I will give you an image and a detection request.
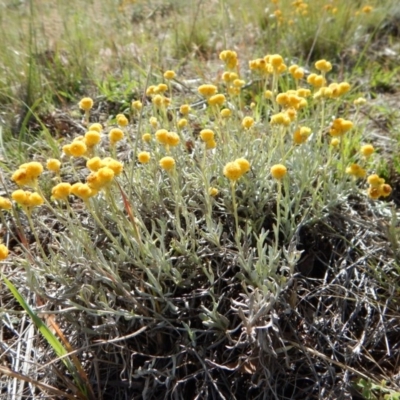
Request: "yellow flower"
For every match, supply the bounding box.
[79,97,94,111]
[12,190,43,207]
[69,141,87,157]
[297,88,311,97]
[47,159,61,173]
[209,187,219,197]
[315,59,332,72]
[235,158,251,174]
[0,196,12,210]
[149,117,158,129]
[71,183,98,200]
[354,97,367,106]
[51,182,71,201]
[330,138,340,147]
[156,83,168,94]
[152,94,164,107]
[219,50,238,70]
[12,189,28,205]
[155,129,169,145]
[307,73,326,87]
[208,94,226,106]
[360,144,374,157]
[159,156,175,171]
[329,118,353,137]
[109,128,124,145]
[117,115,129,127]
[20,162,43,178]
[367,174,385,187]
[198,84,218,97]
[200,129,215,142]
[242,116,254,129]
[0,244,8,260]
[180,104,191,115]
[88,123,103,133]
[362,5,373,13]
[177,118,188,129]
[146,85,157,96]
[367,186,381,200]
[220,108,231,118]
[138,151,151,163]
[87,157,102,171]
[205,139,217,150]
[346,164,366,178]
[164,70,176,80]
[380,184,392,197]
[63,144,73,156]
[293,126,311,144]
[132,100,143,111]
[223,161,243,181]
[270,164,287,180]
[142,133,152,142]
[270,112,291,126]
[102,158,123,175]
[166,132,180,147]
[84,130,101,147]
[269,54,284,69]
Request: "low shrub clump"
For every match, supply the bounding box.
[1,48,399,399]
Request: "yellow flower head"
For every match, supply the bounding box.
[152,94,164,107]
[142,133,152,142]
[177,118,188,129]
[223,161,243,181]
[367,186,381,200]
[329,118,353,137]
[380,184,392,197]
[149,117,158,129]
[63,144,73,156]
[0,196,12,210]
[235,158,251,174]
[87,157,102,172]
[367,174,385,187]
[109,128,124,145]
[84,130,101,147]
[180,104,191,115]
[71,183,98,200]
[102,158,123,175]
[117,115,129,127]
[220,108,232,118]
[242,116,254,130]
[209,187,219,197]
[138,151,151,163]
[293,126,312,144]
[155,83,167,93]
[346,164,366,178]
[0,243,8,260]
[51,182,71,201]
[360,144,374,157]
[200,129,215,142]
[166,132,180,147]
[362,5,373,13]
[354,97,367,106]
[219,50,238,70]
[315,59,332,73]
[155,129,169,145]
[330,138,340,147]
[69,141,87,157]
[88,123,103,133]
[159,156,175,171]
[164,70,176,80]
[79,97,94,111]
[270,112,291,126]
[12,162,43,187]
[132,100,143,111]
[47,159,61,173]
[208,94,226,107]
[205,139,217,150]
[12,190,43,207]
[20,162,43,178]
[198,84,218,97]
[271,164,287,180]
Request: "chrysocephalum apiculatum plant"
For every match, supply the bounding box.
[0,47,396,398]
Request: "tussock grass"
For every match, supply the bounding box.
[1,0,400,399]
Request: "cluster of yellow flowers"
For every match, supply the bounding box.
[200,129,217,149]
[367,174,392,199]
[11,162,43,188]
[223,158,251,181]
[329,118,354,137]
